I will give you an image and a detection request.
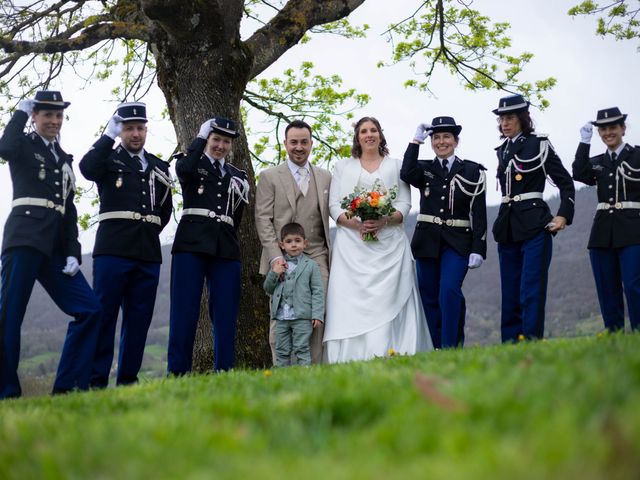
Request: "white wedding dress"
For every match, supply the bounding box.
[323,156,433,363]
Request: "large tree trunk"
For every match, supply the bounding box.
[151,33,271,370]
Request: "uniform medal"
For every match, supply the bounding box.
[424,187,430,198]
[197,184,204,195]
[515,162,523,181]
[38,165,46,181]
[115,176,123,188]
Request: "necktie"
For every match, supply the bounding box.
[441,158,449,176]
[503,140,514,162]
[213,160,223,177]
[132,155,144,172]
[49,142,59,162]
[611,152,618,164]
[298,167,309,195]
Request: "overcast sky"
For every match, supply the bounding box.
[0,0,638,252]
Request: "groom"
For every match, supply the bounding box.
[255,120,332,364]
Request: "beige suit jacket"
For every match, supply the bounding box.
[255,162,332,275]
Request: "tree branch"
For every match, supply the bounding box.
[0,21,152,54]
[245,0,367,80]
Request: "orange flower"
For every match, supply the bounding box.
[370,191,381,200]
[370,197,379,207]
[351,198,362,210]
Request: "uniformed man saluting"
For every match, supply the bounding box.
[401,116,487,349]
[168,117,249,374]
[0,91,102,399]
[492,94,575,343]
[79,102,173,388]
[573,107,640,333]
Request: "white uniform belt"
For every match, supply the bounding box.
[182,208,234,226]
[417,214,470,228]
[98,211,161,225]
[12,197,65,214]
[596,201,640,210]
[501,192,544,203]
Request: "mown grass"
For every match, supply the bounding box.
[1,334,639,479]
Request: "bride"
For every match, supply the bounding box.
[323,116,432,363]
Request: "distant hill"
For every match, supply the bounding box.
[18,186,603,376]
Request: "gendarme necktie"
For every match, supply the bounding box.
[49,142,60,163]
[132,155,144,172]
[213,160,223,177]
[442,158,449,176]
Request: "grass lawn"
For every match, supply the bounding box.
[1,334,639,479]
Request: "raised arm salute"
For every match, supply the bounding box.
[401,116,487,349]
[168,117,249,375]
[79,102,173,388]
[572,107,640,333]
[0,91,101,399]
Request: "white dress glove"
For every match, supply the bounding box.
[17,99,34,115]
[62,256,80,276]
[105,115,123,139]
[413,123,432,144]
[197,119,214,139]
[468,253,483,269]
[580,122,593,144]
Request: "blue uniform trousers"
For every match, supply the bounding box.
[0,247,101,398]
[416,247,468,349]
[498,230,552,342]
[168,252,241,374]
[90,255,160,388]
[589,245,640,332]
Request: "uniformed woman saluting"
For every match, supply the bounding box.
[168,117,249,374]
[401,116,487,349]
[0,91,101,399]
[492,95,575,343]
[573,107,640,333]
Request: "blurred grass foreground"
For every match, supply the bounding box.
[1,334,639,479]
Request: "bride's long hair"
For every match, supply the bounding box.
[351,116,389,159]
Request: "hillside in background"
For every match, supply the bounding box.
[18,186,602,378]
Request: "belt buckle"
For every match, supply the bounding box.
[445,219,453,226]
[47,200,54,208]
[615,202,622,209]
[133,212,142,220]
[208,211,216,218]
[434,216,442,225]
[513,195,521,202]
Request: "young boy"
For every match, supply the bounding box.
[263,223,324,366]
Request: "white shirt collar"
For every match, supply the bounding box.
[204,152,225,169]
[608,143,626,158]
[287,159,309,176]
[37,133,56,148]
[436,154,456,168]
[123,147,144,158]
[509,132,523,143]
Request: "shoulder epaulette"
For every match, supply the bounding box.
[226,163,247,177]
[462,159,486,170]
[533,132,549,139]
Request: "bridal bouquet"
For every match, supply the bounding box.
[340,179,398,241]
